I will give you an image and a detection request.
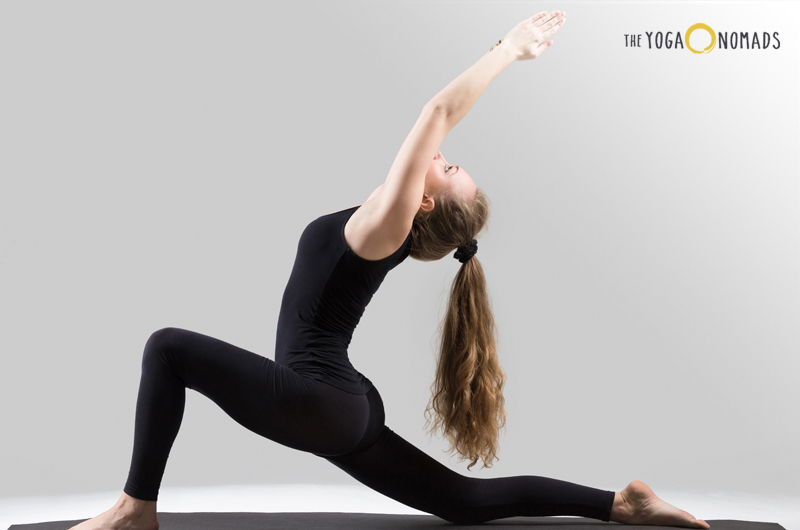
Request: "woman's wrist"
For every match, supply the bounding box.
[490,38,518,61]
[490,38,519,69]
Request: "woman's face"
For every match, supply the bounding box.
[423,150,476,206]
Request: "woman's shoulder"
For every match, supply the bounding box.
[343,187,412,262]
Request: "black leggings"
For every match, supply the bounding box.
[124,327,615,524]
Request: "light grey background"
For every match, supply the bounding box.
[1,0,798,502]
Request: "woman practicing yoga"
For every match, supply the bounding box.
[71,11,710,530]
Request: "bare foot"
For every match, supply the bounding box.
[611,480,710,529]
[67,491,159,530]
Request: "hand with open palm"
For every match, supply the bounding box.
[502,10,567,61]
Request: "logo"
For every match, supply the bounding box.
[625,24,780,53]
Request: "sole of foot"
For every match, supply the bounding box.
[620,480,710,529]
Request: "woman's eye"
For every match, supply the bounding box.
[444,165,452,172]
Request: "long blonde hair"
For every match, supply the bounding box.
[409,187,506,470]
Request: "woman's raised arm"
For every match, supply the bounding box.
[430,10,566,129]
[371,11,566,248]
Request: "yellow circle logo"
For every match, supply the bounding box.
[686,23,716,54]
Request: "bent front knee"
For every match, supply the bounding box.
[142,327,187,365]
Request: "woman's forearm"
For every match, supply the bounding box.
[428,42,516,129]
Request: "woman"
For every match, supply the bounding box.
[70,11,710,530]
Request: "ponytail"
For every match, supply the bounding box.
[425,255,506,469]
[409,187,505,470]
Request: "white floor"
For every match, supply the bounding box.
[1,484,798,530]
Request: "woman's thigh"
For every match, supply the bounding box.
[144,326,370,456]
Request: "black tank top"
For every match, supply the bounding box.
[275,205,412,394]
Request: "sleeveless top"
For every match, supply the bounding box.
[274,204,413,394]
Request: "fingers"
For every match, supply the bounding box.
[531,11,548,23]
[533,10,566,28]
[542,17,565,39]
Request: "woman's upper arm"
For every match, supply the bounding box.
[375,104,451,241]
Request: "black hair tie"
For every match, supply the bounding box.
[454,239,478,264]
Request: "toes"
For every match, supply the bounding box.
[683,512,710,529]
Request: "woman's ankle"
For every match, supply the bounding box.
[610,490,632,523]
[116,491,157,515]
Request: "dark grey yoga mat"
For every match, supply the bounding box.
[7,513,787,530]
